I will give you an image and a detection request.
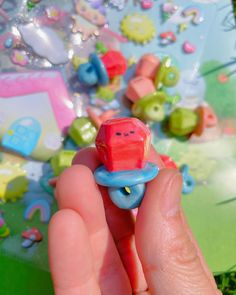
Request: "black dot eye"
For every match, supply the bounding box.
[130,130,135,134]
[116,132,121,136]
[153,106,159,111]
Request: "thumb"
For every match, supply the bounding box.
[135,169,220,295]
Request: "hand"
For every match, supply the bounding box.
[49,147,221,295]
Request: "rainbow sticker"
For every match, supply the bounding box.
[24,199,51,223]
[182,6,204,25]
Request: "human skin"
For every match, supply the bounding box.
[48,147,221,295]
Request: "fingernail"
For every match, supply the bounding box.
[161,172,183,218]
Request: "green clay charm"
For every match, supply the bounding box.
[169,108,198,136]
[155,57,180,89]
[69,117,97,147]
[132,91,167,122]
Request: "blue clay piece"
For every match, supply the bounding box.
[90,53,109,86]
[40,173,54,196]
[77,63,98,86]
[108,183,145,209]
[4,37,13,48]
[77,53,109,87]
[180,164,195,194]
[94,162,159,187]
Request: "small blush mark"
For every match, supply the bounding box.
[217,73,229,84]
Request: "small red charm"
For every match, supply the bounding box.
[195,106,218,136]
[95,117,151,172]
[101,50,127,79]
[160,154,178,169]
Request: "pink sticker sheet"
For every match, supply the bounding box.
[0,71,76,161]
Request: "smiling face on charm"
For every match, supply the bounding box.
[95,118,151,172]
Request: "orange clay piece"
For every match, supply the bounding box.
[194,105,218,136]
[87,107,120,129]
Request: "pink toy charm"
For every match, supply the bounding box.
[183,41,196,54]
[95,117,151,172]
[141,0,153,9]
[135,54,160,80]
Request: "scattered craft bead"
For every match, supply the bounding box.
[183,41,196,54]
[69,117,97,147]
[120,13,156,44]
[180,165,195,194]
[51,150,77,176]
[100,50,127,79]
[169,108,198,137]
[96,86,115,102]
[24,199,51,223]
[94,118,159,209]
[87,107,119,128]
[21,228,43,248]
[126,76,156,103]
[154,57,180,89]
[132,91,167,122]
[40,172,55,196]
[77,51,126,87]
[135,54,160,80]
[194,105,218,136]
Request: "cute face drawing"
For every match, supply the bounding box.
[95,118,151,172]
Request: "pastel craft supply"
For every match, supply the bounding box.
[183,41,196,54]
[126,76,156,102]
[194,105,218,136]
[87,107,119,128]
[77,51,126,87]
[68,117,97,147]
[160,154,178,169]
[180,164,195,194]
[94,118,159,209]
[141,0,153,10]
[169,108,198,137]
[182,6,204,25]
[21,228,43,248]
[0,71,75,161]
[154,57,180,89]
[77,53,109,86]
[24,199,51,223]
[50,150,76,176]
[40,172,55,196]
[135,54,160,80]
[132,91,167,122]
